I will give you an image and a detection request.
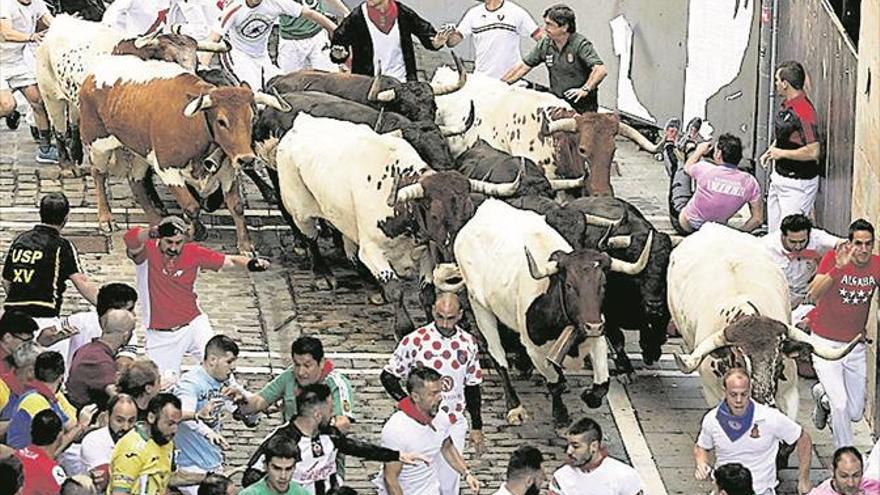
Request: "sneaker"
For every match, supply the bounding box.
[811,383,829,430]
[4,110,20,130]
[35,145,59,164]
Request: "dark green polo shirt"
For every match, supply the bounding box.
[523,32,604,112]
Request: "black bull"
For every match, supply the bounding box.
[252,90,468,170]
[472,194,672,373]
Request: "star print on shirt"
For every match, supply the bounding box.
[839,287,871,305]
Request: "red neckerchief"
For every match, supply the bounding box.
[367,0,398,35]
[0,371,26,395]
[27,381,59,404]
[320,360,334,379]
[397,397,434,427]
[785,248,820,261]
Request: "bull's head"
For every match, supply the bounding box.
[674,316,863,406]
[541,111,620,197]
[183,85,291,170]
[367,53,466,122]
[524,231,653,336]
[385,170,520,263]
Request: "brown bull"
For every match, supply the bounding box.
[79,55,286,253]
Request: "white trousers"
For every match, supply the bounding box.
[811,334,866,448]
[766,172,819,233]
[221,48,280,90]
[277,31,337,73]
[145,312,214,380]
[432,414,468,495]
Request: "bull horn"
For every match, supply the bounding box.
[367,62,397,102]
[469,170,521,197]
[524,247,559,280]
[669,235,685,247]
[133,31,161,49]
[605,235,632,249]
[386,173,402,207]
[609,231,653,275]
[382,129,404,139]
[786,325,865,361]
[183,94,213,116]
[540,109,577,136]
[393,182,425,204]
[584,213,622,228]
[673,327,730,373]
[254,88,293,112]
[548,175,585,191]
[430,52,467,96]
[433,263,465,292]
[618,121,661,152]
[196,38,231,53]
[374,107,386,131]
[438,100,475,137]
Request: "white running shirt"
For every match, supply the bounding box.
[376,410,446,495]
[218,0,303,57]
[0,0,48,64]
[363,3,405,81]
[102,0,169,35]
[761,228,841,307]
[455,0,538,79]
[550,457,644,495]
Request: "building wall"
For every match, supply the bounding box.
[850,0,879,433]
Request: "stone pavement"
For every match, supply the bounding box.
[1,114,876,494]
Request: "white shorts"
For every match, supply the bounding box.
[277,31,337,73]
[220,48,280,90]
[432,414,468,495]
[1,57,37,91]
[145,312,215,379]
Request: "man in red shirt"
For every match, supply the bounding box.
[760,61,822,233]
[124,216,269,378]
[16,409,67,495]
[806,218,879,448]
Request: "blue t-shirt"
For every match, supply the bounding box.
[172,367,236,470]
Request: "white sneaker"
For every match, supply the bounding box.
[811,383,829,430]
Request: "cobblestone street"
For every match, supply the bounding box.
[0,117,875,494]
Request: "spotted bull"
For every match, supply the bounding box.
[434,199,652,427]
[668,223,861,419]
[431,67,622,197]
[273,114,519,337]
[78,55,289,253]
[35,15,229,164]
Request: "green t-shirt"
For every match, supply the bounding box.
[240,478,310,495]
[257,367,356,423]
[522,32,604,112]
[279,0,325,40]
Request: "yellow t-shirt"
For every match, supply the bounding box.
[0,378,10,412]
[108,424,175,495]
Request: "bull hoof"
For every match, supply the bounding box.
[314,275,336,291]
[506,406,529,425]
[642,346,663,366]
[581,382,610,409]
[552,403,571,429]
[394,318,415,340]
[613,352,635,376]
[368,291,385,305]
[191,220,208,241]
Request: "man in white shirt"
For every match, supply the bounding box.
[549,417,644,495]
[0,0,58,164]
[102,0,169,35]
[380,293,484,495]
[445,0,542,79]
[694,368,813,495]
[80,394,139,493]
[209,0,336,90]
[761,213,843,322]
[376,367,480,495]
[494,445,545,495]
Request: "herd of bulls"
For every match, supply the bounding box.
[32,15,862,430]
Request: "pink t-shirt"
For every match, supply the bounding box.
[808,478,880,494]
[682,161,761,230]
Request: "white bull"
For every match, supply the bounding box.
[668,223,861,418]
[445,199,651,427]
[274,114,519,337]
